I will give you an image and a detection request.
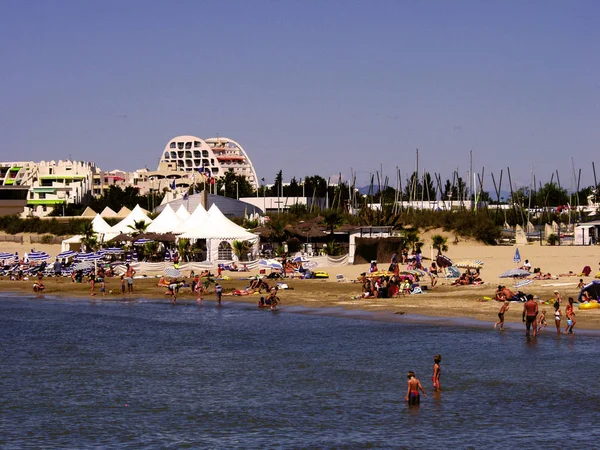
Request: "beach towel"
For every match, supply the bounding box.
[581,266,592,276]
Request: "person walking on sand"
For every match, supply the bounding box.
[406,371,427,406]
[522,294,538,337]
[553,301,561,334]
[564,297,576,334]
[432,355,442,391]
[494,301,510,330]
[125,264,136,294]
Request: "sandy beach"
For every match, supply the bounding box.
[2,230,600,329]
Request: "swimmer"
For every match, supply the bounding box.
[432,355,442,391]
[494,301,509,330]
[406,371,427,406]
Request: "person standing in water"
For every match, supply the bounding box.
[553,301,561,334]
[564,297,576,334]
[522,294,538,337]
[406,371,427,406]
[215,283,223,306]
[494,301,510,330]
[432,355,442,391]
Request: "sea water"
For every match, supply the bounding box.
[1,295,599,448]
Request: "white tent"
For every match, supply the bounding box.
[91,214,113,234]
[81,206,97,218]
[61,235,82,252]
[146,204,181,233]
[175,204,191,222]
[173,203,208,235]
[100,206,118,218]
[180,204,258,261]
[110,204,153,234]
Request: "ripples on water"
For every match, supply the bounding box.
[1,296,599,448]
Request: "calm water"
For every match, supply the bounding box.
[1,295,600,449]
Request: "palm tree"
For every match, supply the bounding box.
[267,216,290,246]
[232,240,253,261]
[177,238,190,262]
[127,219,149,236]
[403,229,423,253]
[431,234,449,256]
[323,210,344,234]
[80,222,97,252]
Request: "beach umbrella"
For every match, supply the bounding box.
[292,254,309,263]
[454,260,484,269]
[436,255,453,268]
[0,252,17,260]
[515,279,533,289]
[73,261,94,271]
[28,251,50,261]
[76,251,105,261]
[134,238,153,246]
[499,268,531,278]
[164,267,183,278]
[401,269,427,277]
[104,247,124,255]
[578,280,600,302]
[57,250,78,259]
[513,247,521,264]
[258,259,283,270]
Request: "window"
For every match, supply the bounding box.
[38,193,46,199]
[164,152,169,159]
[193,151,201,158]
[30,192,34,199]
[194,141,201,147]
[42,205,47,212]
[178,151,184,158]
[185,151,192,158]
[218,241,232,260]
[170,142,176,149]
[212,167,219,173]
[202,150,209,157]
[177,142,184,149]
[210,159,214,165]
[185,142,192,149]
[170,152,177,159]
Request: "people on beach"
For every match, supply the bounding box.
[428,262,438,288]
[494,301,510,330]
[266,287,280,310]
[577,279,585,289]
[168,278,179,304]
[406,371,427,406]
[554,301,561,334]
[194,280,206,303]
[564,297,576,334]
[432,355,442,391]
[97,267,106,296]
[120,275,126,295]
[554,290,563,304]
[89,271,96,296]
[522,294,538,337]
[125,264,136,294]
[537,310,547,332]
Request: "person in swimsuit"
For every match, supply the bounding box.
[89,272,96,296]
[553,301,561,334]
[125,264,136,294]
[494,301,510,330]
[537,310,547,332]
[564,297,576,334]
[406,371,427,406]
[522,294,538,337]
[432,355,442,391]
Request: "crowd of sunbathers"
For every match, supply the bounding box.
[451,269,483,286]
[356,272,422,298]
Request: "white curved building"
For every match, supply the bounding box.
[158,135,258,189]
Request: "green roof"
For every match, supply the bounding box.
[27,199,66,205]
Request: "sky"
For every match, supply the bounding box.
[1,0,599,192]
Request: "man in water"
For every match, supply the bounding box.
[405,371,427,406]
[522,294,539,337]
[215,283,222,306]
[125,264,136,294]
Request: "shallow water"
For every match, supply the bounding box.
[1,296,599,448]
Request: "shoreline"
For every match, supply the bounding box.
[2,275,599,331]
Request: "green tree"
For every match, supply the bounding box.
[231,240,253,261]
[80,222,97,251]
[127,219,149,236]
[323,210,344,234]
[534,182,569,207]
[431,234,448,255]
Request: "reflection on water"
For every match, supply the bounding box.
[1,296,598,448]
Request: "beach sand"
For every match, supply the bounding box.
[1,230,599,329]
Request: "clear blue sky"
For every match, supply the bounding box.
[1,0,599,192]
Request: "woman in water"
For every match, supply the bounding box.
[405,371,427,406]
[432,355,442,391]
[564,297,576,334]
[553,301,561,334]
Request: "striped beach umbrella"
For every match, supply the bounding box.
[104,247,124,255]
[513,247,521,264]
[28,251,50,261]
[57,250,78,259]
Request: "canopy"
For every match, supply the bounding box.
[578,280,600,302]
[28,251,50,261]
[91,214,113,234]
[100,206,118,218]
[175,204,191,221]
[173,203,208,235]
[146,204,181,233]
[110,204,153,234]
[180,204,257,241]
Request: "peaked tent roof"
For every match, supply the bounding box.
[146,204,181,233]
[81,206,97,218]
[173,203,208,234]
[116,206,131,218]
[175,204,191,221]
[110,204,153,234]
[91,214,114,234]
[100,206,118,218]
[180,204,257,240]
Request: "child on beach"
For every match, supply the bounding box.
[432,355,442,391]
[553,301,561,334]
[120,275,126,295]
[406,371,427,406]
[537,310,547,332]
[564,297,576,334]
[577,279,585,289]
[494,301,509,330]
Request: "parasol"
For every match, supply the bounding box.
[258,259,283,270]
[454,260,484,269]
[513,247,521,264]
[164,267,183,278]
[499,268,530,278]
[436,255,454,268]
[28,251,50,261]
